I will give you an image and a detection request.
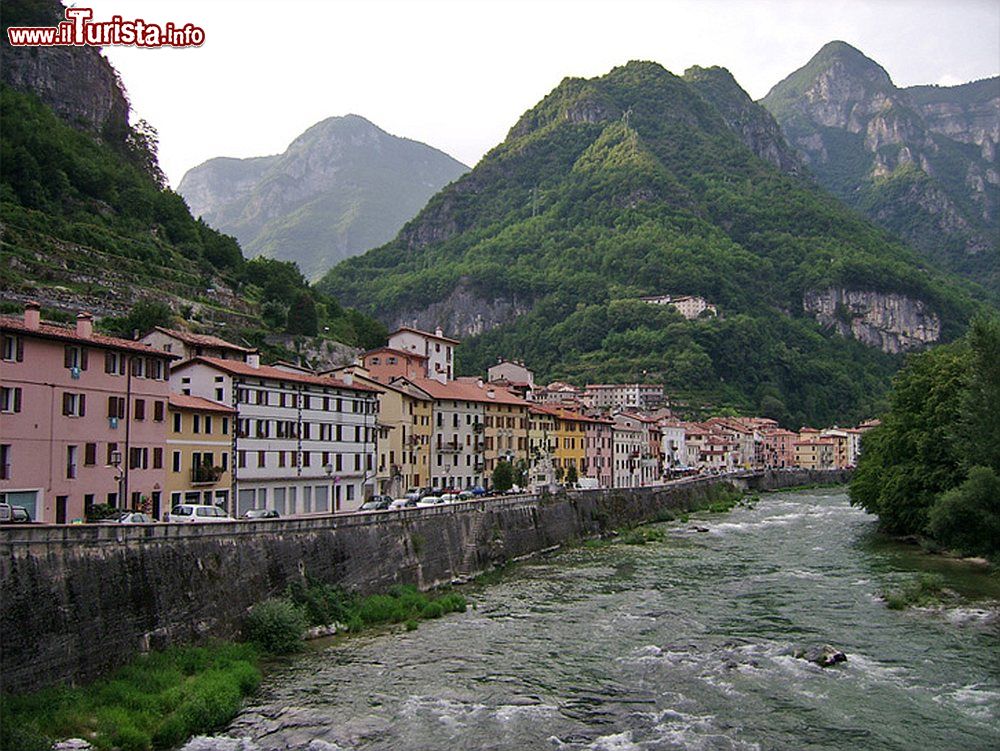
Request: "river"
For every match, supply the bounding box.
[184,488,999,750]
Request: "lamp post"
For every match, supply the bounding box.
[109,450,124,510]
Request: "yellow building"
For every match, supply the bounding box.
[481,390,529,476]
[332,367,433,497]
[165,394,235,512]
[549,407,587,481]
[794,439,835,470]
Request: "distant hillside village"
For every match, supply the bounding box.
[0,303,873,523]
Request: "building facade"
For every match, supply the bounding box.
[172,356,379,516]
[165,394,235,510]
[141,327,252,362]
[387,327,458,384]
[1,304,174,522]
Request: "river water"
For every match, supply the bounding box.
[185,488,999,751]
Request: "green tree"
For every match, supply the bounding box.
[927,467,1000,558]
[492,461,514,493]
[286,291,318,335]
[565,465,579,486]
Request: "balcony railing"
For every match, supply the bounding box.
[191,465,224,485]
[438,441,462,453]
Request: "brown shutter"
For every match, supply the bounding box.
[135,399,145,421]
[13,388,22,413]
[79,394,86,416]
[154,400,164,422]
[62,393,71,415]
[15,337,24,362]
[105,351,115,373]
[80,348,88,371]
[107,396,116,418]
[85,443,97,466]
[119,398,126,419]
[153,448,163,469]
[64,346,73,368]
[119,356,126,375]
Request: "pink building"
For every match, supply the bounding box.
[0,303,174,522]
[583,416,614,488]
[761,428,798,468]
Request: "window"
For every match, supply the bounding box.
[238,450,246,469]
[221,453,229,471]
[192,414,200,433]
[278,451,286,468]
[0,444,10,480]
[205,416,213,435]
[104,351,125,375]
[134,399,146,421]
[106,442,119,466]
[302,451,310,467]
[0,386,21,413]
[172,412,182,432]
[221,417,229,435]
[131,357,145,378]
[172,451,181,472]
[215,388,224,402]
[153,401,165,422]
[62,392,86,417]
[257,451,265,468]
[84,443,97,466]
[2,334,23,362]
[64,345,87,371]
[129,447,149,470]
[66,445,78,479]
[153,448,163,469]
[107,396,125,420]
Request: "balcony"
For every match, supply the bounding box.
[191,465,224,485]
[438,441,462,453]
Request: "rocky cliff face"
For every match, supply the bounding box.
[1,0,130,143]
[390,281,531,339]
[178,115,468,279]
[802,288,941,354]
[761,42,998,290]
[684,66,805,175]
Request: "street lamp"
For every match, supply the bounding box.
[108,450,124,509]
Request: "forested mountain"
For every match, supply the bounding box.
[178,116,468,280]
[319,60,983,426]
[761,41,999,294]
[0,0,385,357]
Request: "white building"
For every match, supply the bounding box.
[612,417,644,488]
[640,294,717,320]
[141,327,252,362]
[584,383,665,412]
[396,377,486,490]
[660,421,687,471]
[171,355,379,515]
[388,326,459,384]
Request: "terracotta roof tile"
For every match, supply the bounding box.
[168,393,236,413]
[1,317,177,357]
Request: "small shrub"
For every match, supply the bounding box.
[151,714,187,748]
[111,723,151,751]
[422,601,445,619]
[882,573,947,610]
[244,598,306,654]
[405,619,419,631]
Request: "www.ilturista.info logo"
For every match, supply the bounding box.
[7,7,204,48]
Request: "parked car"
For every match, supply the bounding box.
[6,506,32,523]
[417,495,445,507]
[166,504,235,523]
[439,493,460,503]
[389,498,417,510]
[359,497,392,512]
[96,512,155,524]
[243,508,280,520]
[457,490,475,500]
[470,486,487,496]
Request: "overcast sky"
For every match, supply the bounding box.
[84,0,1000,187]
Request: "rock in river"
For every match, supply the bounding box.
[794,644,848,667]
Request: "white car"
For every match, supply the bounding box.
[439,493,460,503]
[417,495,445,507]
[389,498,417,510]
[166,504,235,523]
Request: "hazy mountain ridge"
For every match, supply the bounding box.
[178,116,469,279]
[761,41,999,293]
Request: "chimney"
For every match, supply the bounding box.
[342,372,354,386]
[247,351,260,368]
[76,312,93,338]
[23,301,41,330]
[435,326,444,338]
[477,378,484,388]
